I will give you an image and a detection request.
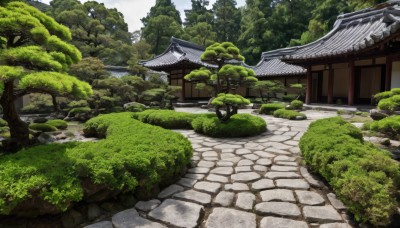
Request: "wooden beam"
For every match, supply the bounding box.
[386,56,393,90]
[348,61,355,106]
[328,65,334,104]
[305,66,312,104]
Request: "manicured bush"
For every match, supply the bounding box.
[374,88,400,102]
[46,119,68,130]
[0,119,7,127]
[370,115,400,138]
[69,107,91,115]
[29,123,58,132]
[0,113,192,216]
[260,103,285,115]
[282,94,298,102]
[290,100,303,110]
[124,102,147,112]
[132,110,198,129]
[376,88,400,112]
[192,114,266,137]
[300,117,400,226]
[273,109,307,120]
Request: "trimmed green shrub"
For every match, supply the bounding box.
[69,107,91,115]
[282,94,298,102]
[29,123,58,132]
[370,115,400,138]
[300,117,400,226]
[290,100,303,110]
[374,88,400,102]
[0,113,192,216]
[124,102,147,112]
[260,103,285,115]
[132,110,198,129]
[46,119,68,130]
[273,109,307,120]
[192,114,266,137]
[0,119,7,127]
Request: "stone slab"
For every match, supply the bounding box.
[135,199,161,212]
[213,191,235,207]
[251,179,275,191]
[194,181,222,194]
[255,202,301,218]
[210,167,234,176]
[231,172,261,182]
[303,205,343,223]
[173,190,212,205]
[205,208,256,228]
[112,209,166,228]
[276,179,310,189]
[265,172,301,179]
[259,189,295,202]
[295,190,325,206]
[260,217,308,228]
[158,184,184,199]
[224,183,250,191]
[235,192,255,210]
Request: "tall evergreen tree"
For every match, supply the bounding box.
[212,0,241,43]
[184,0,214,27]
[141,0,182,27]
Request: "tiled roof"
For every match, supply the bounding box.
[250,48,306,77]
[141,37,215,69]
[283,0,400,62]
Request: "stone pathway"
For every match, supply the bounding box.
[86,110,353,228]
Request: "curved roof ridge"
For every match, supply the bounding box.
[170,37,206,51]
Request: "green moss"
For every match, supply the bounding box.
[69,107,91,115]
[192,114,266,137]
[29,123,58,132]
[260,103,285,115]
[290,100,303,110]
[132,110,198,129]
[299,117,400,226]
[46,119,68,130]
[0,119,8,127]
[273,109,306,120]
[0,113,192,215]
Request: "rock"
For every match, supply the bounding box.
[173,190,212,205]
[259,189,295,202]
[203,151,218,157]
[197,161,216,168]
[206,174,229,183]
[303,205,343,223]
[295,190,325,205]
[295,115,306,120]
[266,135,292,142]
[205,208,256,228]
[188,167,210,174]
[271,165,297,172]
[235,166,252,173]
[194,181,222,194]
[33,117,48,123]
[224,183,250,191]
[256,158,272,166]
[260,217,308,228]
[88,203,103,221]
[300,167,321,188]
[236,148,252,155]
[135,199,161,212]
[369,109,389,120]
[185,173,205,180]
[158,184,184,199]
[217,161,234,167]
[237,159,254,166]
[251,179,275,191]
[243,154,259,161]
[276,179,310,189]
[84,221,113,228]
[112,208,166,228]
[265,171,301,179]
[210,167,234,176]
[213,191,235,207]
[178,178,197,187]
[148,199,204,228]
[236,192,255,210]
[214,144,242,149]
[253,165,268,172]
[380,138,391,146]
[38,132,56,144]
[255,202,301,218]
[320,223,352,228]
[62,209,84,228]
[327,193,346,210]
[231,172,261,182]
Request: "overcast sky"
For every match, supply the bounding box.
[40,0,246,32]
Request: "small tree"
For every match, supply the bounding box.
[185,42,257,122]
[290,83,306,100]
[253,80,285,103]
[0,2,92,150]
[69,57,111,84]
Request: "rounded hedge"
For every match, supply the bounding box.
[46,119,68,130]
[260,103,285,115]
[132,110,198,129]
[0,113,192,216]
[290,100,304,110]
[273,109,307,120]
[29,123,58,132]
[300,117,400,226]
[69,107,91,115]
[0,119,7,127]
[370,115,400,138]
[192,114,267,137]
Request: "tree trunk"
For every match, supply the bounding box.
[0,81,30,152]
[51,94,60,113]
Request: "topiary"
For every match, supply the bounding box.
[211,93,251,122]
[192,114,266,137]
[273,109,307,120]
[370,115,400,138]
[69,107,91,115]
[260,103,285,115]
[132,110,198,129]
[124,102,147,112]
[290,100,304,110]
[46,119,68,130]
[29,123,58,132]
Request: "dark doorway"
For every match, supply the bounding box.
[355,65,385,104]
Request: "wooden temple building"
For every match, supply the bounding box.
[282,0,400,105]
[142,1,400,105]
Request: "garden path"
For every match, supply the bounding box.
[86,110,354,228]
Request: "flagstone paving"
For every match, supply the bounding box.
[86,110,354,228]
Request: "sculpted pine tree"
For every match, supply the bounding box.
[0,2,92,150]
[185,42,257,122]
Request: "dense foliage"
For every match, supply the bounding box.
[0,113,192,216]
[273,109,307,120]
[132,110,198,129]
[192,113,266,137]
[369,115,400,138]
[300,117,400,226]
[259,103,285,115]
[374,88,400,112]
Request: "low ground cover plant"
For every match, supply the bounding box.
[290,100,303,110]
[368,115,400,138]
[192,113,266,137]
[300,117,400,226]
[29,123,58,132]
[132,110,198,129]
[46,120,68,130]
[259,103,285,115]
[0,113,192,216]
[273,109,306,120]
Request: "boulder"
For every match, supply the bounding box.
[38,132,56,144]
[33,117,48,123]
[369,109,389,120]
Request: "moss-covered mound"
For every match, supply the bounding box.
[29,123,58,132]
[300,117,400,226]
[46,119,68,130]
[259,103,285,115]
[132,110,199,129]
[0,113,192,216]
[192,114,266,137]
[369,115,400,138]
[273,109,307,120]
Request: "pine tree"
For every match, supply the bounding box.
[141,0,182,27]
[184,0,214,27]
[212,0,241,43]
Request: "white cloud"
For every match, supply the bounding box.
[39,0,246,32]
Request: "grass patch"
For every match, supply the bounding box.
[260,103,285,115]
[273,109,306,120]
[132,110,198,129]
[46,119,68,130]
[29,123,58,132]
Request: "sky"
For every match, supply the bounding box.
[40,0,246,32]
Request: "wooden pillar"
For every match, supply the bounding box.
[328,65,334,104]
[348,61,355,106]
[181,69,186,102]
[305,66,312,104]
[386,56,392,91]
